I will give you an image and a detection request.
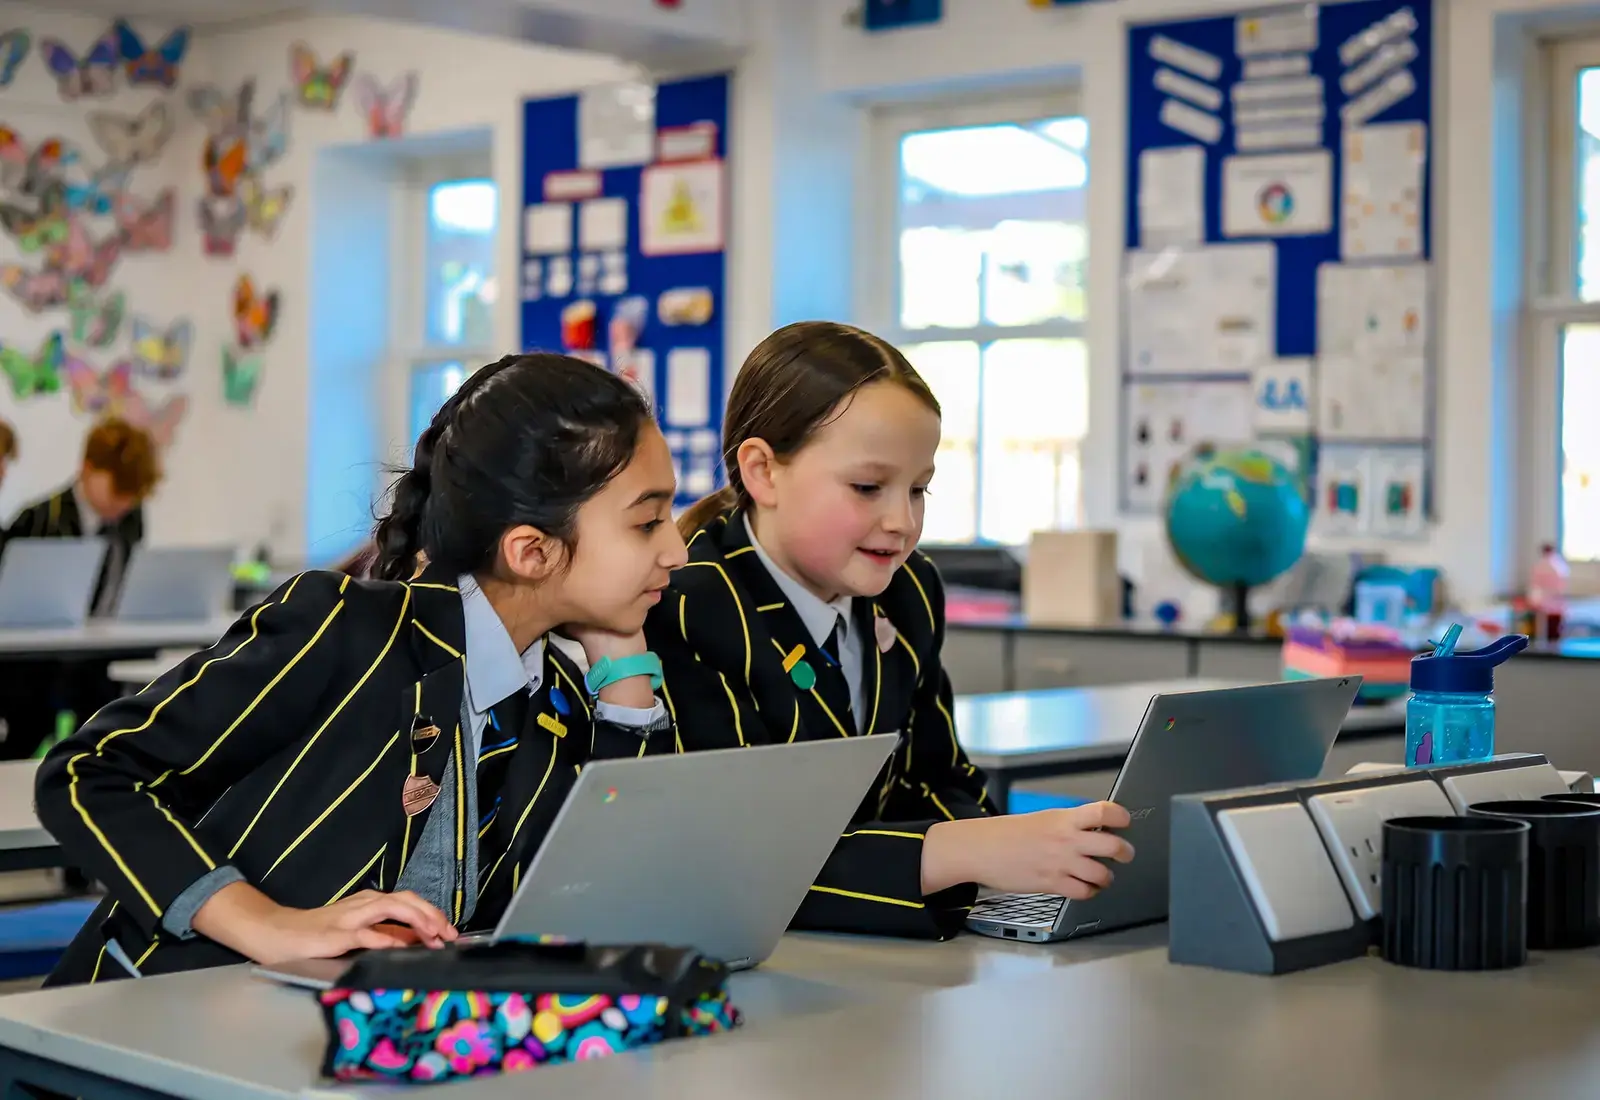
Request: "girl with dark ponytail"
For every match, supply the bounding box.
[35,353,688,986]
[647,322,1134,943]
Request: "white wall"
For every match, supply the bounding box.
[0,8,191,532]
[791,0,1569,607]
[166,14,641,563]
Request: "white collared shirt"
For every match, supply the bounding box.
[743,517,863,730]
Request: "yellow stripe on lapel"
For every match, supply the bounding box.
[681,561,751,682]
[807,885,924,910]
[409,583,461,593]
[413,620,462,660]
[261,729,403,879]
[452,721,466,923]
[479,739,560,897]
[768,639,849,737]
[230,587,413,857]
[893,627,921,682]
[726,546,754,558]
[902,561,937,632]
[867,613,883,734]
[329,843,388,904]
[788,699,798,743]
[756,602,784,613]
[153,597,345,785]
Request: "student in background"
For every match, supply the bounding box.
[35,354,686,985]
[649,321,1135,941]
[5,417,161,615]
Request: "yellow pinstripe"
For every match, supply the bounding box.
[678,593,688,640]
[263,729,402,879]
[409,583,461,592]
[329,843,388,904]
[841,828,924,840]
[894,627,920,682]
[401,683,421,873]
[281,572,305,603]
[90,944,107,983]
[480,739,560,897]
[726,546,754,558]
[788,699,799,743]
[452,722,466,922]
[661,680,685,754]
[937,695,959,767]
[553,662,592,720]
[867,629,882,734]
[902,562,936,632]
[770,639,848,737]
[756,602,784,612]
[152,598,345,786]
[64,597,292,916]
[927,789,956,821]
[134,941,159,968]
[46,494,59,532]
[808,885,924,910]
[143,791,215,869]
[230,589,413,857]
[413,620,461,659]
[717,672,745,747]
[682,561,750,682]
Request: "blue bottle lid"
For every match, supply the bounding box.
[1410,634,1529,694]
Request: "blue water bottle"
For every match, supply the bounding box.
[1405,630,1528,766]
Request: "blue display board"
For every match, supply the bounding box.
[863,0,943,31]
[520,74,729,508]
[1122,0,1436,533]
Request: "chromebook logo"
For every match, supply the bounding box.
[1257,182,1294,224]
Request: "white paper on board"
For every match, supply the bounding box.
[521,259,543,302]
[1341,69,1416,127]
[599,270,628,296]
[1251,358,1314,432]
[1221,150,1333,238]
[579,197,629,252]
[1122,379,1254,512]
[1234,102,1325,127]
[685,463,715,496]
[666,347,712,427]
[1342,121,1425,260]
[640,161,725,256]
[616,348,655,405]
[1159,98,1222,145]
[1366,446,1428,537]
[689,429,718,455]
[1316,353,1426,441]
[1236,125,1324,152]
[1125,244,1275,376]
[579,254,601,279]
[1243,55,1311,81]
[1137,146,1205,248]
[1339,7,1418,68]
[1231,76,1323,107]
[523,203,572,256]
[1341,37,1418,97]
[1154,67,1223,112]
[546,255,573,298]
[1148,34,1223,82]
[1236,6,1318,57]
[1317,262,1429,359]
[1315,445,1370,536]
[579,82,656,170]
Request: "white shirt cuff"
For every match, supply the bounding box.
[593,698,668,729]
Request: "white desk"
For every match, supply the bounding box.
[0,760,52,869]
[0,618,233,659]
[107,651,197,689]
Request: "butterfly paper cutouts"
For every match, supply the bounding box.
[234,275,280,348]
[115,188,175,253]
[131,316,192,380]
[191,81,255,197]
[126,391,188,448]
[290,42,354,111]
[47,216,121,289]
[199,195,245,258]
[355,72,419,139]
[0,129,77,199]
[39,31,116,100]
[63,161,131,217]
[0,264,69,312]
[88,101,174,169]
[240,174,292,239]
[115,20,189,89]
[0,332,64,399]
[0,30,30,87]
[248,91,290,172]
[67,283,125,348]
[0,179,69,253]
[62,352,132,417]
[222,346,262,407]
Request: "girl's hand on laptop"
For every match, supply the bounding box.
[921,802,1136,898]
[193,881,458,964]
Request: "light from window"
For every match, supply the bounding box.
[1579,69,1600,300]
[426,179,497,346]
[896,115,1088,545]
[409,361,466,448]
[1561,324,1600,561]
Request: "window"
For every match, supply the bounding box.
[867,98,1088,545]
[1541,40,1600,578]
[404,176,496,445]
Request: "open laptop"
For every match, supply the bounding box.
[255,733,900,990]
[966,677,1361,943]
[111,546,234,622]
[0,538,107,628]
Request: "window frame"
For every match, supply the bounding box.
[1533,35,1600,588]
[861,89,1089,547]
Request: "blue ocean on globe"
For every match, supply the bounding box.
[1164,450,1309,589]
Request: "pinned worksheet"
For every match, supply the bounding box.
[1342,121,1426,259]
[1221,151,1333,237]
[666,347,712,427]
[1138,145,1205,247]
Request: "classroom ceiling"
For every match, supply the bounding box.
[17,0,314,28]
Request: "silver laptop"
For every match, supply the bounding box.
[0,538,107,627]
[255,734,900,990]
[112,546,234,622]
[967,677,1360,943]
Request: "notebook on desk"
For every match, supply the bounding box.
[0,538,107,628]
[255,734,901,991]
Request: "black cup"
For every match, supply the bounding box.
[1467,800,1600,949]
[1381,816,1529,971]
[1541,792,1600,809]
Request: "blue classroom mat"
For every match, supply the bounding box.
[0,897,98,981]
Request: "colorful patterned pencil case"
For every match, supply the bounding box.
[317,941,741,1083]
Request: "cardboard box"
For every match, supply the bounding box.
[1023,529,1121,626]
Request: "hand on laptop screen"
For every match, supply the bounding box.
[922,801,1136,898]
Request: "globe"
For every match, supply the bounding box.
[1164,448,1309,632]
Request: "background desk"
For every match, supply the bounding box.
[955,681,1406,811]
[0,619,232,661]
[0,761,55,872]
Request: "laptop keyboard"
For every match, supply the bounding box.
[970,892,1067,927]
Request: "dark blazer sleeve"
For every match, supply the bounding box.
[649,577,978,941]
[34,571,349,939]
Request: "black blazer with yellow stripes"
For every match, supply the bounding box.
[35,564,654,986]
[4,484,144,545]
[645,509,993,941]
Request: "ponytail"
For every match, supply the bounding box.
[676,486,737,539]
[372,425,438,581]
